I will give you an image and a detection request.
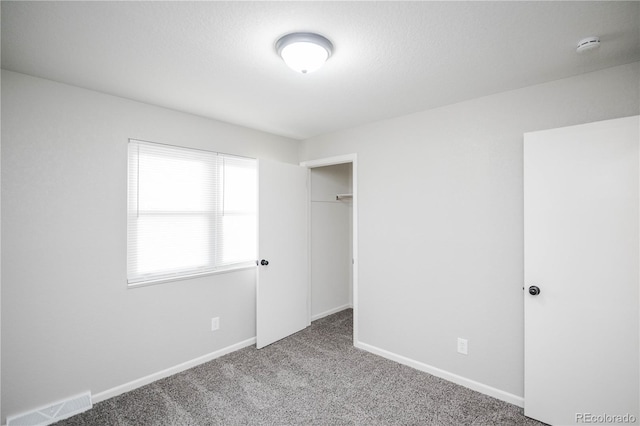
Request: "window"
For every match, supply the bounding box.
[127,139,257,285]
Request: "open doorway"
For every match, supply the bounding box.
[301,155,358,343]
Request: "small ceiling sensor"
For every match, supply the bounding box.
[576,37,600,53]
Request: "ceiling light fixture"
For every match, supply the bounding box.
[576,36,600,53]
[276,32,333,74]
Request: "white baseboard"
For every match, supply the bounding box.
[355,341,524,408]
[311,304,352,322]
[92,337,256,404]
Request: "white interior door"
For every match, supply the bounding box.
[524,116,639,425]
[257,159,309,349]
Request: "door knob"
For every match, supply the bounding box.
[260,259,269,266]
[528,285,540,296]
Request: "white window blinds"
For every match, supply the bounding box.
[127,139,257,285]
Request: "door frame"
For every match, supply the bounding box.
[300,154,359,344]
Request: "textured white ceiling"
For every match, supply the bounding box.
[2,1,639,140]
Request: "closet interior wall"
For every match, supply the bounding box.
[310,163,353,320]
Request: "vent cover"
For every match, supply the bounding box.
[7,392,92,426]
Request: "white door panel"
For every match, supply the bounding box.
[524,116,639,425]
[257,159,309,349]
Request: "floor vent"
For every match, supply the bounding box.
[7,392,92,426]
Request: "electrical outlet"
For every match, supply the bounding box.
[457,338,468,355]
[211,317,220,331]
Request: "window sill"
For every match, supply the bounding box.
[127,264,256,289]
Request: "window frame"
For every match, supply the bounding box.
[127,139,257,287]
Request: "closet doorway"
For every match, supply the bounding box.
[301,155,358,343]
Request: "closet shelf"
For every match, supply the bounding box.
[336,193,353,201]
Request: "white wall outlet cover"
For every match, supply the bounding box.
[457,338,468,355]
[211,317,220,331]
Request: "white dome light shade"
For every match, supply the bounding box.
[280,42,329,74]
[276,33,333,74]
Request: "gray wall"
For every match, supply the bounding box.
[299,62,640,399]
[1,71,299,421]
[3,61,639,421]
[310,164,353,319]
